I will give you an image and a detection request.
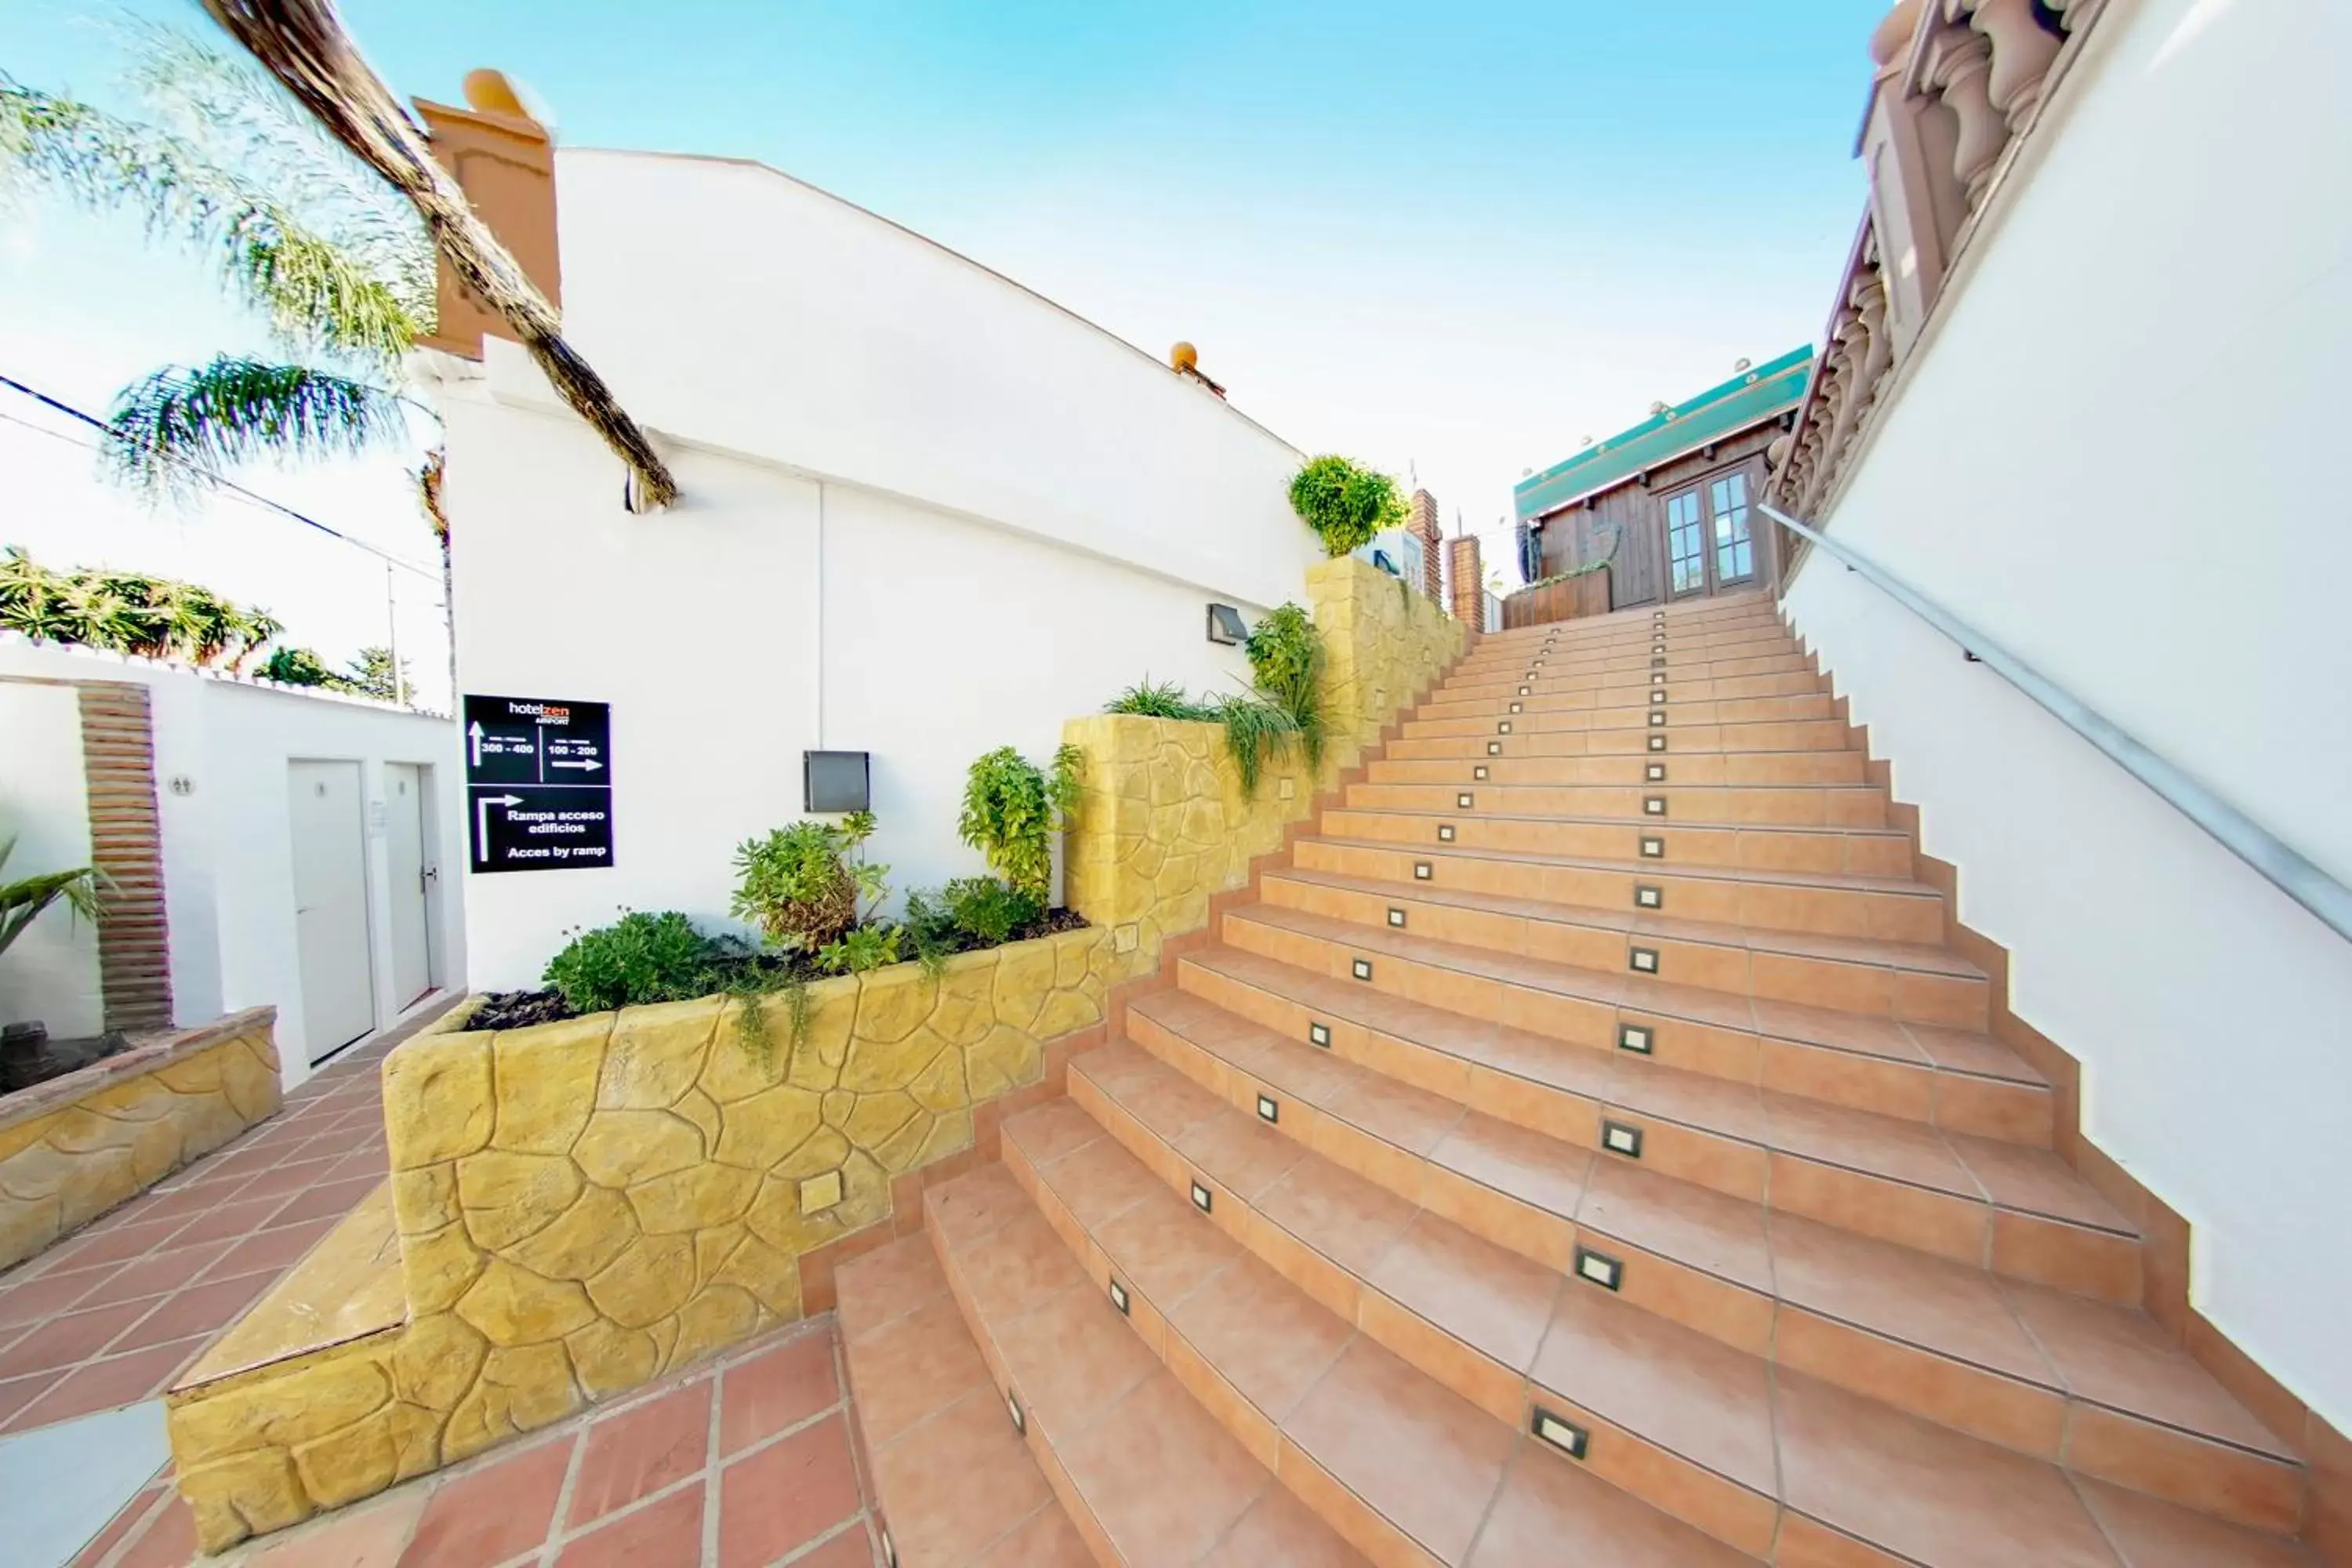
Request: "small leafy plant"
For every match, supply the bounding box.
[540,909,717,1014]
[730,810,887,953]
[1245,602,1326,770]
[1105,678,1218,721]
[818,923,903,975]
[959,746,1083,901]
[1287,455,1408,558]
[944,877,1046,944]
[0,837,109,960]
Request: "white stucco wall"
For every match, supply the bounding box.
[0,682,103,1038]
[439,149,1329,992]
[0,641,466,1084]
[1784,0,2352,1429]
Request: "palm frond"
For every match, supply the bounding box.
[0,74,418,365]
[106,356,405,492]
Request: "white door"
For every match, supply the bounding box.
[384,763,437,1008]
[289,760,376,1062]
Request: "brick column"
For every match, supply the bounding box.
[1409,489,1443,601]
[1446,535,1483,633]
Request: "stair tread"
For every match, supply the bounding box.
[1226,902,2049,1097]
[834,1235,1092,1567]
[1058,1043,2310,1559]
[922,1167,1370,1566]
[1304,833,1938,901]
[1325,802,1907,840]
[1101,1011,2293,1469]
[1268,864,1980,979]
[993,1108,1755,1566]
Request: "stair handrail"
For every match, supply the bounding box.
[1759,502,2352,946]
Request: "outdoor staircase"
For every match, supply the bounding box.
[840,592,2318,1567]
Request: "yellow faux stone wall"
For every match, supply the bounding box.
[1309,553,1464,770]
[1062,555,1461,985]
[168,927,1112,1551]
[0,1008,281,1270]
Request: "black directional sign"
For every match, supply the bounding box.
[463,694,614,873]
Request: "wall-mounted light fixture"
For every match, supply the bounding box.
[1207,604,1248,644]
[804,751,871,813]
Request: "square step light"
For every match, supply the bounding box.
[1534,659,1545,667]
[1109,1279,1131,1316]
[1007,1391,1025,1435]
[1509,702,1523,714]
[1487,741,1503,756]
[1602,1120,1645,1159]
[1473,765,1489,781]
[1308,1021,1332,1048]
[1646,762,1666,782]
[1575,1245,1624,1292]
[1617,1022,1654,1054]
[1352,957,1374,981]
[1519,686,1531,696]
[1629,946,1660,975]
[1387,907,1406,928]
[1652,655,1666,669]
[1647,711,1666,727]
[1439,824,1457,842]
[1190,1178,1214,1213]
[1457,792,1475,808]
[1634,884,1662,911]
[1639,836,1665,858]
[1257,1093,1279,1123]
[1414,862,1433,881]
[1498,721,1513,735]
[1649,690,1666,707]
[1644,797,1668,816]
[1532,1407,1591,1461]
[1652,670,1667,685]
[1648,735,1668,753]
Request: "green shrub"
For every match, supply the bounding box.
[1244,602,1326,771]
[541,910,716,1014]
[817,923,903,975]
[943,876,1045,944]
[1105,679,1218,721]
[730,811,887,953]
[1214,695,1300,797]
[1287,455,1408,558]
[958,746,1082,900]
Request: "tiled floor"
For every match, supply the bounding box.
[0,1029,402,1438]
[75,1316,883,1568]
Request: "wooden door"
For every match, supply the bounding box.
[1705,469,1760,591]
[1663,487,1709,598]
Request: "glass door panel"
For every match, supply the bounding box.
[1665,489,1706,597]
[1709,471,1755,586]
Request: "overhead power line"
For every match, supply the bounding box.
[0,369,443,582]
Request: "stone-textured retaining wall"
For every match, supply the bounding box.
[0,1007,280,1270]
[1063,555,1461,983]
[169,927,1112,1550]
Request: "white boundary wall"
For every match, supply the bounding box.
[0,640,466,1086]
[437,151,1324,993]
[1784,0,2352,1428]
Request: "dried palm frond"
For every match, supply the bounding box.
[199,0,680,510]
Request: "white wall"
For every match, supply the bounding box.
[0,683,103,1037]
[1786,0,2352,1429]
[441,149,1326,991]
[0,641,466,1084]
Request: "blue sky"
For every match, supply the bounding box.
[1,0,1886,688]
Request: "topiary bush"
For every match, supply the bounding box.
[959,746,1083,900]
[729,811,887,954]
[1287,455,1409,558]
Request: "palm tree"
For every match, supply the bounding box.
[0,20,430,493]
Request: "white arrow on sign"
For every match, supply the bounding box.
[550,758,603,772]
[468,720,485,768]
[476,793,522,855]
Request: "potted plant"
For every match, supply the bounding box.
[0,837,110,1088]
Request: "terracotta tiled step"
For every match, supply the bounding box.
[1065,1038,2313,1552]
[1258,866,1983,1027]
[1367,749,1870,789]
[1318,804,1913,878]
[1343,779,1890,831]
[1208,909,2141,1296]
[1294,835,1944,946]
[835,1235,1095,1568]
[1437,652,1817,701]
[1416,670,1826,717]
[1403,693,1836,742]
[1450,627,1798,677]
[920,1166,1369,1566]
[989,1108,1759,1568]
[1384,720,1859,764]
[1457,608,1788,657]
